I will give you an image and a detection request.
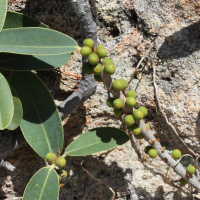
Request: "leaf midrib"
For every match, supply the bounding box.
[66,141,102,154]
[38,168,52,200]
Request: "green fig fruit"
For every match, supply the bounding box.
[112,79,127,91]
[104,63,116,75]
[144,146,153,154]
[96,44,105,50]
[88,53,99,65]
[83,62,93,74]
[83,38,94,48]
[102,58,114,66]
[138,107,148,117]
[148,149,158,159]
[80,46,92,57]
[113,99,123,109]
[119,79,127,90]
[60,170,68,179]
[131,124,141,135]
[171,149,181,160]
[96,48,107,58]
[114,109,123,117]
[132,109,144,120]
[92,63,103,75]
[56,157,66,168]
[179,178,187,186]
[124,115,135,126]
[125,97,136,107]
[186,165,196,175]
[126,90,137,98]
[46,152,56,164]
[135,133,144,139]
[94,75,103,82]
[106,98,115,107]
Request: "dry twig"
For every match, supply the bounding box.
[152,57,198,158]
[73,161,115,200]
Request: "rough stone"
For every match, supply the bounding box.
[1,0,200,199]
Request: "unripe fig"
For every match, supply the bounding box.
[112,79,124,91]
[125,97,136,107]
[83,62,93,74]
[88,53,99,65]
[179,178,187,186]
[186,165,196,175]
[46,152,56,164]
[56,157,66,168]
[106,98,115,107]
[58,174,61,180]
[96,48,107,58]
[132,109,144,120]
[145,124,150,130]
[119,79,127,90]
[80,46,92,57]
[126,90,137,98]
[135,134,144,139]
[112,79,127,91]
[131,124,141,135]
[113,99,123,109]
[114,109,123,117]
[94,75,103,82]
[144,146,153,154]
[171,149,181,160]
[148,149,158,159]
[102,58,114,66]
[92,63,103,75]
[96,44,104,50]
[60,170,68,179]
[104,63,116,75]
[124,115,134,126]
[83,38,94,48]
[138,107,148,117]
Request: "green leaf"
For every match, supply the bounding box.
[23,167,59,200]
[3,11,48,29]
[0,28,79,55]
[10,71,63,158]
[0,52,71,71]
[6,85,23,130]
[65,127,129,156]
[0,11,71,71]
[0,0,7,33]
[0,73,13,130]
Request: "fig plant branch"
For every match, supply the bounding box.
[57,0,98,120]
[0,0,98,169]
[95,43,200,191]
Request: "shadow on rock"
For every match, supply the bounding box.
[157,20,200,60]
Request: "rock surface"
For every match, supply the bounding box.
[1,0,200,199]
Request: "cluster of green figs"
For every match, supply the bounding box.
[80,38,196,187]
[45,152,67,180]
[80,38,116,82]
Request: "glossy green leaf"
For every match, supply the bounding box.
[65,127,129,156]
[0,0,7,33]
[0,28,79,55]
[0,73,13,130]
[0,52,71,71]
[10,71,63,158]
[23,167,59,200]
[6,86,23,130]
[3,11,48,29]
[0,11,71,71]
